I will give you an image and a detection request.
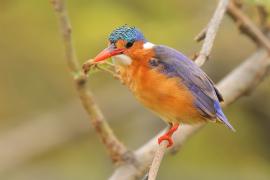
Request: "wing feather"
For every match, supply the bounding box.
[153,45,222,119]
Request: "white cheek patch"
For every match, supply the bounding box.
[112,54,132,66]
[143,42,155,49]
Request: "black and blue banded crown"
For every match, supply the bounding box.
[109,25,146,44]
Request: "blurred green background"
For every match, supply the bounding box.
[0,0,270,179]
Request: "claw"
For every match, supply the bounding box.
[158,135,173,148]
[157,123,179,148]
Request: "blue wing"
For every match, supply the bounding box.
[152,45,235,131]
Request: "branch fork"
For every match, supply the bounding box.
[51,0,270,179]
[51,0,131,165]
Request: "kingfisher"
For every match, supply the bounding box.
[84,25,235,148]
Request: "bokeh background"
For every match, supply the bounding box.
[0,0,270,179]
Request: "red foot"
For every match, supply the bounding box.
[158,123,179,148]
[158,135,173,147]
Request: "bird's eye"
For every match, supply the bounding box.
[125,42,134,48]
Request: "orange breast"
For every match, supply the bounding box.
[118,60,204,124]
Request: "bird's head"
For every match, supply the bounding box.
[93,25,154,65]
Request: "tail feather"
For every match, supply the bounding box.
[214,101,236,132]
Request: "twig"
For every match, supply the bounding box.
[105,61,116,67]
[256,4,269,33]
[50,0,79,73]
[96,65,120,79]
[82,59,116,75]
[50,0,132,164]
[194,25,208,42]
[148,142,167,180]
[227,1,270,50]
[195,0,230,66]
[147,0,229,179]
[195,0,240,43]
[196,1,270,51]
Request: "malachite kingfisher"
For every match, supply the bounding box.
[85,25,235,148]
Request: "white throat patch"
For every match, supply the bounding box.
[143,42,155,49]
[112,54,132,66]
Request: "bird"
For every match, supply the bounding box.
[84,25,235,148]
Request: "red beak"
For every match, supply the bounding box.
[94,44,125,62]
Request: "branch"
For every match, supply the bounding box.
[256,4,269,33]
[49,0,270,179]
[195,0,229,66]
[147,142,167,180]
[50,0,132,164]
[148,0,229,178]
[227,1,270,51]
[50,0,79,73]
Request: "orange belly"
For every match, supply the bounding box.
[118,63,205,124]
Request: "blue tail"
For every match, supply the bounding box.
[214,101,235,132]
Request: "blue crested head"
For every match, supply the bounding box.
[109,25,146,44]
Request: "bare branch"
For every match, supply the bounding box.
[227,1,270,50]
[218,48,270,103]
[50,0,79,73]
[49,0,270,179]
[195,0,229,66]
[148,142,167,180]
[95,64,120,79]
[194,25,208,42]
[256,4,269,32]
[50,0,131,164]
